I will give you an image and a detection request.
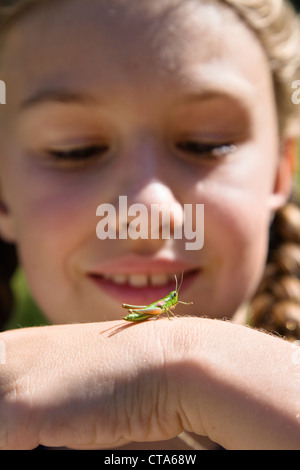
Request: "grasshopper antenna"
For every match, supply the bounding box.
[175,270,184,293]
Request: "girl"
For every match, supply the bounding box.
[0,0,299,450]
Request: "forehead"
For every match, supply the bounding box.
[0,0,272,111]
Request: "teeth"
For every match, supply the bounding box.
[112,274,127,285]
[127,274,148,287]
[102,273,178,287]
[150,273,170,286]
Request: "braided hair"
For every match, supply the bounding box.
[250,199,300,340]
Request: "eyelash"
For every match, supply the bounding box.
[175,141,236,159]
[46,140,235,166]
[48,144,109,162]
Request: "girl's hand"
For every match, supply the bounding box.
[0,317,299,450]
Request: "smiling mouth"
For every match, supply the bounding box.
[89,269,199,306]
[89,269,199,292]
[98,272,181,288]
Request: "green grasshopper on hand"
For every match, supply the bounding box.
[122,273,193,322]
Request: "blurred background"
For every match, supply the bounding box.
[291,0,300,9]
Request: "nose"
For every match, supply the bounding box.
[116,180,184,242]
[113,136,184,241]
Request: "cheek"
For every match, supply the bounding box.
[203,194,270,315]
[7,157,113,244]
[186,158,274,310]
[213,196,269,271]
[5,167,99,287]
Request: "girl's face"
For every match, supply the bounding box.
[0,0,291,323]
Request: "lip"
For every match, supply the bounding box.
[87,256,199,305]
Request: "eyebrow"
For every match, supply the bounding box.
[177,79,255,107]
[19,79,254,113]
[177,90,244,105]
[20,89,95,110]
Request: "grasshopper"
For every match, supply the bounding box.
[122,273,193,322]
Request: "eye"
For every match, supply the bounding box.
[48,144,109,162]
[175,140,236,160]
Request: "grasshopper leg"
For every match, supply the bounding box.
[165,308,175,320]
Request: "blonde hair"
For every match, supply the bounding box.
[223,0,300,136]
[0,0,300,339]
